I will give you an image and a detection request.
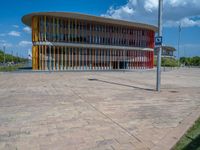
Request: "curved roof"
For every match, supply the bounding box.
[22,12,157,31]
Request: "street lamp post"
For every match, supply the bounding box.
[3,46,6,65]
[12,50,14,63]
[156,0,163,92]
[16,52,18,63]
[178,24,181,67]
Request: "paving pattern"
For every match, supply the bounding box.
[0,68,200,150]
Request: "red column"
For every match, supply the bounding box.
[145,51,146,69]
[152,51,153,68]
[133,50,135,69]
[148,51,150,69]
[137,50,138,69]
[131,50,133,69]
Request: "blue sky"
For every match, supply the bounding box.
[0,0,199,58]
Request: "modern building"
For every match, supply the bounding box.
[22,12,157,71]
[154,46,176,59]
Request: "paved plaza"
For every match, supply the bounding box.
[0,68,200,150]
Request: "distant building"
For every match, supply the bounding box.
[154,46,176,59]
[22,12,157,71]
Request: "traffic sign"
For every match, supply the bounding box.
[155,36,162,46]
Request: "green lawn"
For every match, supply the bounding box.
[173,117,200,150]
[0,64,27,72]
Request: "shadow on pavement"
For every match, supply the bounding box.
[88,78,155,91]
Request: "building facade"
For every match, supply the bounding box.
[154,46,176,59]
[22,12,157,71]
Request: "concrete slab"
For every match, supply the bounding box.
[0,68,200,150]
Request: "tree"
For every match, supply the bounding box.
[180,56,200,66]
[0,50,28,63]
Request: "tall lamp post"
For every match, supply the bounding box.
[178,24,181,67]
[156,0,163,92]
[3,46,6,65]
[12,50,14,63]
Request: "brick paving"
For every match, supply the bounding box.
[0,68,200,150]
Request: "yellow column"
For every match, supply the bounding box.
[38,16,40,42]
[32,46,35,70]
[39,45,41,70]
[32,46,39,70]
[32,16,39,42]
[45,46,47,70]
[35,46,39,70]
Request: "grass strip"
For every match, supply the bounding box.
[173,117,200,150]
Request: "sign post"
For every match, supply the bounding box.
[156,0,163,92]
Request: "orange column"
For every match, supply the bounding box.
[32,16,39,42]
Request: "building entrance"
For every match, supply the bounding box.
[119,61,127,69]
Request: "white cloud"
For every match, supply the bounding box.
[23,27,31,34]
[8,31,21,37]
[144,0,158,12]
[18,40,32,47]
[13,25,19,28]
[121,6,134,14]
[102,0,200,27]
[0,40,12,47]
[2,43,13,47]
[103,6,135,19]
[165,17,200,27]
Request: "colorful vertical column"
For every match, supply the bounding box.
[32,46,38,70]
[44,16,46,41]
[32,16,39,42]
